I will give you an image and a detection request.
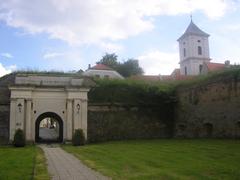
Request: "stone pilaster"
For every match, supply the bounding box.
[80,99,88,139]
[66,99,73,140]
[16,98,25,130]
[73,99,81,131]
[25,99,32,141]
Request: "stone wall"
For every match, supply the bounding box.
[2,71,240,143]
[87,103,174,142]
[0,73,15,142]
[0,87,11,142]
[175,75,240,138]
[0,105,10,139]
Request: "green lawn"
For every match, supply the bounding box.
[63,139,240,180]
[0,146,49,180]
[33,147,50,180]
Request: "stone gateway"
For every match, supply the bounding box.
[9,73,95,143]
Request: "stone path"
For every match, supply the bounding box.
[40,144,110,180]
[39,127,59,140]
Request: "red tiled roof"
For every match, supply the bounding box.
[205,62,225,72]
[171,68,181,76]
[90,64,113,70]
[172,68,180,74]
[169,68,194,80]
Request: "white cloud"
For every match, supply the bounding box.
[224,24,240,31]
[42,50,87,71]
[43,52,64,59]
[206,20,240,65]
[211,33,240,65]
[0,0,233,46]
[138,50,179,75]
[1,53,13,59]
[0,63,16,77]
[99,42,124,53]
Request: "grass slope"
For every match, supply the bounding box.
[63,139,240,180]
[0,146,36,180]
[33,147,50,180]
[0,146,50,180]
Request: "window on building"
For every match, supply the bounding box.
[183,48,186,57]
[104,75,109,79]
[197,40,201,43]
[184,66,187,75]
[198,46,202,55]
[199,64,203,74]
[95,74,100,78]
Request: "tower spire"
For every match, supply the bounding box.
[190,13,193,22]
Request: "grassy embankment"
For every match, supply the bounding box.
[0,146,50,180]
[63,139,240,180]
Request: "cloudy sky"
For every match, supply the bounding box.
[0,0,240,77]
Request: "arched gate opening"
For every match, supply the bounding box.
[35,112,63,143]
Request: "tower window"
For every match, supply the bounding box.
[184,67,187,75]
[183,48,186,57]
[198,40,201,43]
[198,46,202,55]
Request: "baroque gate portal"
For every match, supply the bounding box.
[9,73,94,143]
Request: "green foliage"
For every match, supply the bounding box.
[117,59,144,77]
[89,79,176,105]
[15,70,82,77]
[88,79,176,143]
[96,53,143,77]
[72,129,86,146]
[13,129,26,147]
[175,67,240,89]
[97,53,118,69]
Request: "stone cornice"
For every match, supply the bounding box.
[179,57,211,64]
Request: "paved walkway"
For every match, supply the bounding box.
[39,127,59,140]
[40,145,110,180]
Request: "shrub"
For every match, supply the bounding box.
[13,129,25,147]
[72,129,85,146]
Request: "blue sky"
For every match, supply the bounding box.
[0,0,240,77]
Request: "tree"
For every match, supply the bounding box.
[97,53,118,69]
[117,59,144,77]
[96,53,144,77]
[13,129,25,147]
[72,129,86,146]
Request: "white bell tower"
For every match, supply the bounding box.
[178,20,211,75]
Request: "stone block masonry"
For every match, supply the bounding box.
[1,71,240,142]
[175,75,240,138]
[87,103,175,142]
[0,105,9,140]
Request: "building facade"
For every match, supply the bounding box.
[9,73,94,143]
[84,64,124,79]
[178,20,211,75]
